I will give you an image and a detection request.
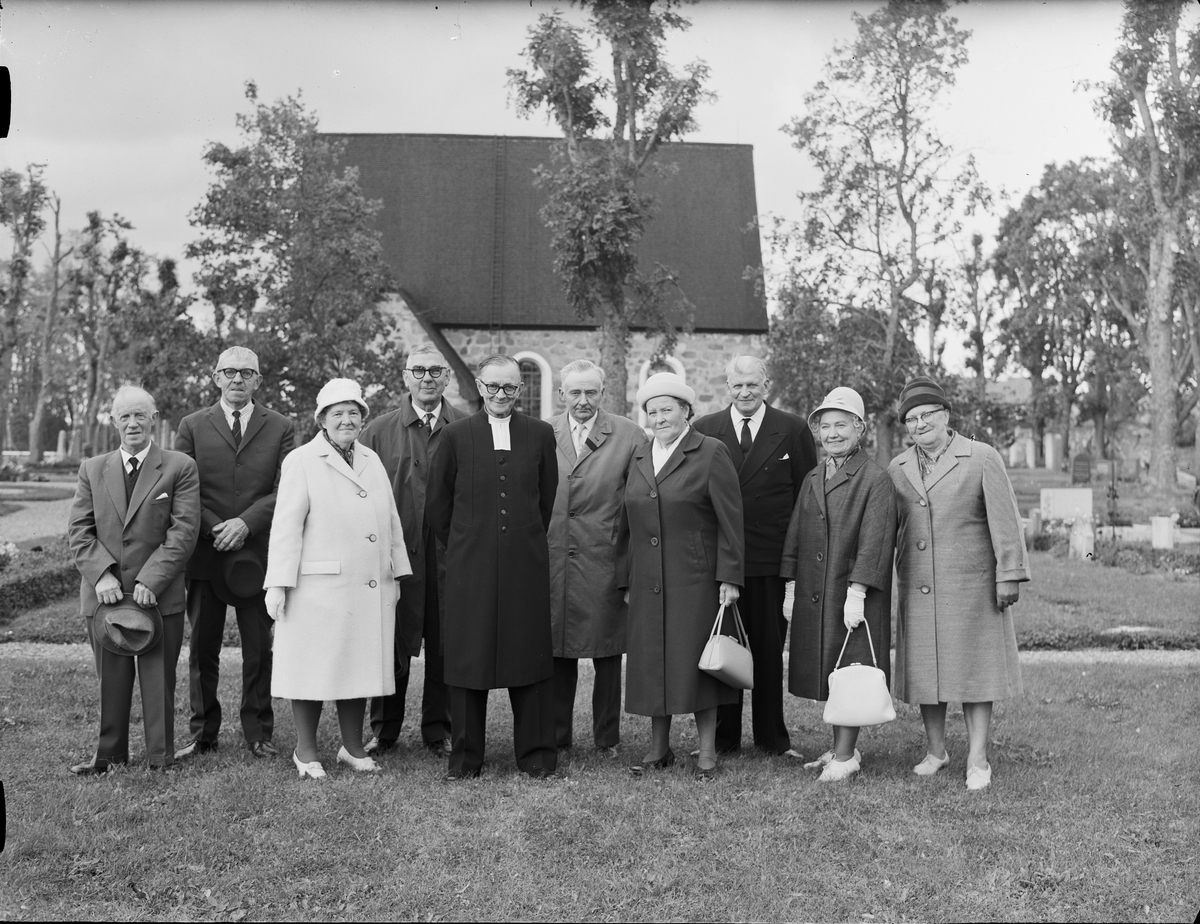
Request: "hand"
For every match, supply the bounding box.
[265,586,287,620]
[623,590,630,606]
[95,571,123,606]
[133,582,158,608]
[212,517,250,552]
[718,582,740,606]
[843,585,866,630]
[996,581,1020,610]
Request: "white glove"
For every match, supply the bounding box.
[843,585,866,631]
[265,586,287,621]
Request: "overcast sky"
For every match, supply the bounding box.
[1,0,1124,296]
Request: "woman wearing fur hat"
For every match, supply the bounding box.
[888,375,1030,791]
[780,387,897,782]
[264,378,413,778]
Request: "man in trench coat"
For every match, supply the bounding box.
[426,354,559,779]
[547,359,648,754]
[359,344,467,756]
[693,354,817,756]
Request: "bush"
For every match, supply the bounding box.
[1017,626,1200,650]
[0,537,76,624]
[1092,540,1200,577]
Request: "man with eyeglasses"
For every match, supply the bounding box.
[427,353,560,779]
[358,344,467,757]
[175,346,296,760]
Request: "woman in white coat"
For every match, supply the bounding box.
[265,379,412,778]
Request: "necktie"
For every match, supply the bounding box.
[125,457,140,501]
[574,424,585,457]
[232,410,242,447]
[423,413,434,434]
[739,418,753,455]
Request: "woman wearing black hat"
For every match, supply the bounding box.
[887,376,1030,791]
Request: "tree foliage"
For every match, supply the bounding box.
[188,82,399,421]
[508,0,711,413]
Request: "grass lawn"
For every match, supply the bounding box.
[0,648,1196,922]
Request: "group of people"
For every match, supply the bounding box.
[67,345,1030,791]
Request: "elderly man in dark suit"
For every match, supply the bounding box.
[359,344,467,757]
[548,359,647,756]
[67,386,201,773]
[427,353,559,780]
[174,346,296,759]
[693,354,818,757]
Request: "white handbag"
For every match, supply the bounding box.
[698,602,755,690]
[822,621,897,727]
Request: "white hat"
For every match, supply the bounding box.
[314,378,369,422]
[808,387,865,428]
[635,372,696,410]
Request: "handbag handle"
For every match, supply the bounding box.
[708,601,750,648]
[832,618,878,671]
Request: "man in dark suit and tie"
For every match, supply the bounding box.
[174,346,296,759]
[359,344,468,756]
[427,353,559,780]
[693,354,818,757]
[67,386,201,773]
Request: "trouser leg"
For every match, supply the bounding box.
[745,575,791,753]
[509,678,557,775]
[235,596,275,744]
[448,685,487,777]
[186,580,226,744]
[552,657,579,749]
[591,655,622,748]
[419,541,450,745]
[140,611,184,766]
[369,600,410,743]
[88,615,133,764]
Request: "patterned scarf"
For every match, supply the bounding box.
[824,443,861,481]
[916,430,955,481]
[322,428,355,469]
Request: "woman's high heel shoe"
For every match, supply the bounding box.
[630,748,675,775]
[293,751,326,779]
[337,746,381,773]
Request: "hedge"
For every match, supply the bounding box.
[1092,540,1200,576]
[1017,627,1200,651]
[0,539,77,625]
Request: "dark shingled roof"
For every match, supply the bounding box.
[328,133,767,333]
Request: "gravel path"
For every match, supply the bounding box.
[0,496,74,544]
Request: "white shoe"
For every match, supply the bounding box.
[337,746,381,773]
[818,754,861,782]
[966,763,992,791]
[804,748,861,770]
[913,751,950,776]
[293,751,326,780]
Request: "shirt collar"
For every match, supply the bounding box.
[119,444,152,467]
[486,412,512,427]
[220,398,254,419]
[411,397,442,423]
[730,401,766,429]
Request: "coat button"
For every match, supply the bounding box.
[501,492,507,498]
[569,511,576,518]
[501,509,507,516]
[123,539,131,546]
[653,585,661,594]
[919,499,927,507]
[500,475,507,482]
[920,585,930,594]
[499,458,506,465]
[369,580,377,588]
[235,490,242,497]
[917,540,926,550]
[649,491,657,498]
[122,564,131,571]
[568,550,576,557]
[236,461,242,467]
[501,526,508,532]
[816,552,823,562]
[819,513,825,519]
[650,537,658,546]
[414,460,420,467]
[811,593,819,603]
[359,490,367,498]
[368,534,377,542]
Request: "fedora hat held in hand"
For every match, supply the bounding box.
[94,595,164,657]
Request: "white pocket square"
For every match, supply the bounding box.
[155,492,170,500]
[780,453,790,460]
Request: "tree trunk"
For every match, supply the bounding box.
[598,303,631,417]
[874,413,895,467]
[1145,228,1179,506]
[28,199,69,463]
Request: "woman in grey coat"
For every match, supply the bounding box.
[888,376,1030,791]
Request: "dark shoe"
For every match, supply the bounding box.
[630,748,675,775]
[248,740,276,759]
[364,736,397,755]
[69,758,116,776]
[694,765,718,782]
[176,740,217,759]
[424,737,451,757]
[524,769,559,780]
[595,745,619,759]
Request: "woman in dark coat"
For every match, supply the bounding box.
[618,373,744,779]
[780,387,896,783]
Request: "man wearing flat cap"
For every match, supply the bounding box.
[175,346,296,759]
[427,353,559,779]
[68,385,201,773]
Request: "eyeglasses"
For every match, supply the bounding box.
[216,368,258,380]
[904,409,946,428]
[478,381,521,397]
[406,366,446,379]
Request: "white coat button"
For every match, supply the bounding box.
[917,540,926,550]
[369,580,378,588]
[368,534,377,542]
[920,585,930,594]
[919,499,927,507]
[359,491,367,498]
[650,537,659,546]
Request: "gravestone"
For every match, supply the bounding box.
[1041,488,1093,521]
[1071,455,1091,484]
[1151,516,1174,550]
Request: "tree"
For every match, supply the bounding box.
[508,0,711,414]
[0,165,50,450]
[1097,1,1200,502]
[27,195,73,462]
[188,82,398,421]
[780,0,988,463]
